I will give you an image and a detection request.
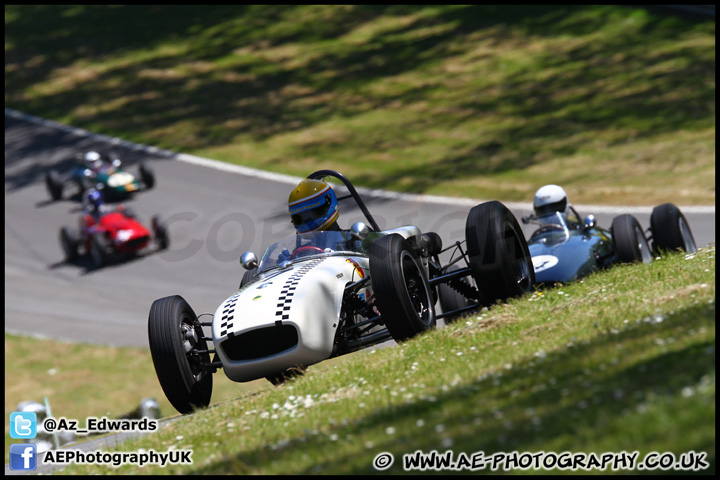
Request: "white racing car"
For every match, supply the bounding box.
[148,170,536,414]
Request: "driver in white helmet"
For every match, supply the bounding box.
[532,185,582,228]
[81,151,105,173]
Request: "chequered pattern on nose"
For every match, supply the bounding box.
[217,258,326,338]
[218,292,241,337]
[275,258,326,322]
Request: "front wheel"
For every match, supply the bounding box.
[370,234,436,342]
[59,226,79,261]
[152,215,169,250]
[90,233,111,268]
[611,214,652,263]
[139,163,155,189]
[465,201,535,307]
[650,203,697,254]
[148,295,213,414]
[240,267,258,289]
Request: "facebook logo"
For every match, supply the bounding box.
[10,411,37,439]
[10,444,37,471]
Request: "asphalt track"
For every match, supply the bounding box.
[5,109,715,348]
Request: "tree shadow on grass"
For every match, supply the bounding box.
[5,6,715,192]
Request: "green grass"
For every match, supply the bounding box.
[4,6,715,473]
[9,246,714,475]
[3,333,266,465]
[4,5,715,205]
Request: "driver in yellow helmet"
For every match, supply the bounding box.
[288,178,341,233]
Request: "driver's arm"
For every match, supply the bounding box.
[277,249,292,263]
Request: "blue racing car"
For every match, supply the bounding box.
[523,185,697,285]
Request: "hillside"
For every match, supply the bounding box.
[4,5,715,205]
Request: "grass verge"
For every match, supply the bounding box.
[3,334,266,465]
[10,245,714,474]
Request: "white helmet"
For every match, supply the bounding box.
[84,151,101,162]
[83,151,103,169]
[533,185,570,217]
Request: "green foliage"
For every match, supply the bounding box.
[5,5,715,205]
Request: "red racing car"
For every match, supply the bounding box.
[59,201,169,268]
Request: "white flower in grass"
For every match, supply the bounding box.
[441,437,454,448]
[385,426,396,435]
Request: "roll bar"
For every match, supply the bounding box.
[306,170,381,232]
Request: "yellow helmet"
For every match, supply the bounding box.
[288,179,339,233]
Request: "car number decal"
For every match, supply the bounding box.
[532,255,559,273]
[107,172,134,187]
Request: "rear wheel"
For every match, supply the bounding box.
[437,266,475,323]
[59,226,79,261]
[45,171,64,201]
[650,203,697,254]
[611,214,652,263]
[370,234,435,342]
[266,366,306,386]
[465,201,535,307]
[148,296,213,414]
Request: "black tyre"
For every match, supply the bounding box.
[139,163,155,189]
[465,201,535,307]
[45,171,64,201]
[148,295,213,414]
[90,233,111,268]
[240,267,258,289]
[151,215,169,250]
[611,214,652,263]
[650,203,697,254]
[59,226,80,261]
[437,266,475,323]
[369,234,436,342]
[266,366,305,386]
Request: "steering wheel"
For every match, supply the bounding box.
[289,246,325,260]
[530,224,565,239]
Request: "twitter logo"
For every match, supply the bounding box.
[10,412,37,439]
